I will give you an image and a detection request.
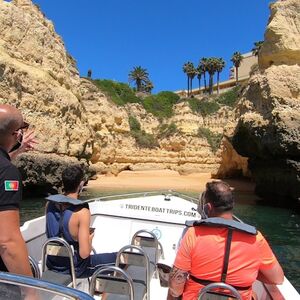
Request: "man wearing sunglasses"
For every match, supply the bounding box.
[168,181,284,300]
[0,104,35,284]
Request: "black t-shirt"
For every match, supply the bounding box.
[0,148,22,211]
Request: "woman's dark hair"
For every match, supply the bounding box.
[62,165,84,194]
[205,181,234,212]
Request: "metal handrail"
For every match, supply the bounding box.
[84,190,199,204]
[198,282,242,300]
[0,272,93,300]
[41,237,77,288]
[89,266,134,299]
[28,255,41,279]
[116,244,151,300]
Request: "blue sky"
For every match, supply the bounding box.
[34,0,271,93]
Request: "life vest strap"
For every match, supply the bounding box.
[189,274,251,291]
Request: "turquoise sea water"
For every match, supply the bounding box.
[20,188,300,293]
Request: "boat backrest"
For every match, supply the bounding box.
[198,282,242,300]
[89,266,134,300]
[41,237,76,288]
[131,229,160,276]
[116,244,151,300]
[28,255,41,279]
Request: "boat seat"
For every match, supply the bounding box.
[41,237,76,288]
[198,282,242,300]
[41,269,72,286]
[89,266,135,300]
[116,244,151,300]
[131,230,160,276]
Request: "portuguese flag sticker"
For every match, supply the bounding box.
[4,181,19,191]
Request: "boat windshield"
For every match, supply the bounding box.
[0,272,93,300]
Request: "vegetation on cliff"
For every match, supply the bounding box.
[94,80,180,118]
[93,79,140,105]
[198,127,223,153]
[128,116,159,149]
[186,86,240,116]
[143,92,180,119]
[157,123,178,139]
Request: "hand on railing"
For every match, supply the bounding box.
[23,287,40,300]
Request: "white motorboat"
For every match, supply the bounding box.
[5,191,299,299]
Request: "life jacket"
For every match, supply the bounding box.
[45,194,90,277]
[186,217,257,291]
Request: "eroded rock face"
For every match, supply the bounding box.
[259,0,300,69]
[14,153,93,195]
[212,138,250,179]
[233,0,300,204]
[0,0,93,191]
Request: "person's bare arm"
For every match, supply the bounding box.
[9,130,37,160]
[77,208,93,259]
[257,261,284,285]
[0,210,33,276]
[256,231,284,285]
[167,266,188,299]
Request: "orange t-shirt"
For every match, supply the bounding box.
[174,226,278,300]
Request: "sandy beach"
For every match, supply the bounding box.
[87,170,255,193]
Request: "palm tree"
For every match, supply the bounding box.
[206,57,218,95]
[144,80,154,94]
[215,58,225,95]
[187,63,197,97]
[183,62,193,97]
[196,65,202,92]
[128,66,149,92]
[200,58,208,93]
[231,52,243,85]
[252,41,263,56]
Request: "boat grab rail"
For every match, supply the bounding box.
[198,282,242,300]
[116,244,151,300]
[41,237,77,288]
[0,272,94,300]
[89,266,134,299]
[84,190,200,204]
[28,255,41,279]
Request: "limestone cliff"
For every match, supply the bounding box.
[232,0,300,205]
[0,0,93,189]
[0,0,245,193]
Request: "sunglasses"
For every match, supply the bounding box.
[13,121,30,135]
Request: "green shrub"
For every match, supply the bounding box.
[158,123,178,139]
[215,86,240,107]
[128,116,141,132]
[142,91,180,119]
[128,115,158,148]
[93,79,140,106]
[188,98,220,116]
[132,130,159,149]
[198,127,223,153]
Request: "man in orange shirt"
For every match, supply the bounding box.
[167,181,284,300]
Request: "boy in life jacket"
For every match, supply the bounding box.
[167,181,284,300]
[45,165,117,278]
